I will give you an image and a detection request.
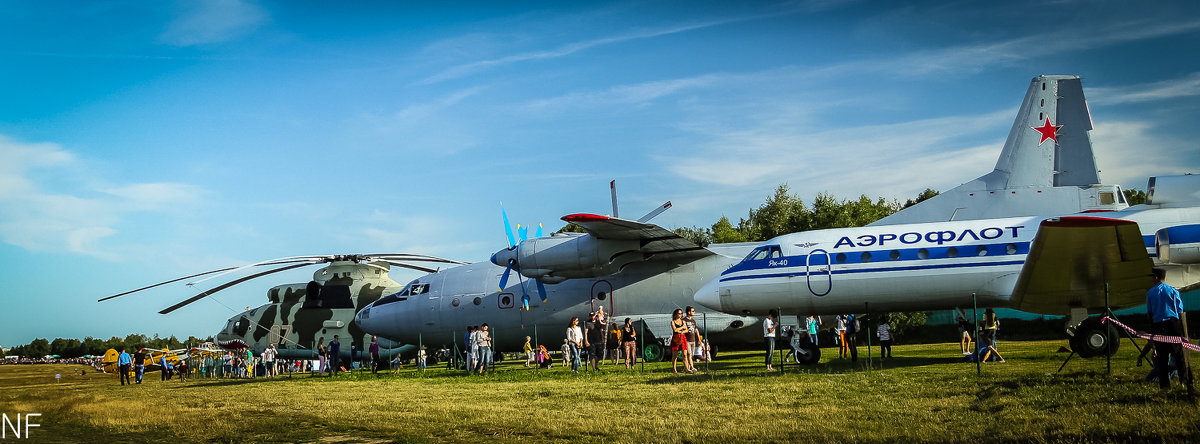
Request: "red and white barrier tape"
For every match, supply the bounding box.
[1102,316,1200,352]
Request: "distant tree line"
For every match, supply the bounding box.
[670,184,939,247]
[6,334,213,358]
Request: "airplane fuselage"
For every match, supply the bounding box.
[696,205,1200,317]
[357,243,763,352]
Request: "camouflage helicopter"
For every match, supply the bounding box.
[101,254,467,366]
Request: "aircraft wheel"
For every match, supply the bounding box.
[1070,318,1119,358]
[709,345,718,361]
[643,343,664,362]
[796,340,821,365]
[493,352,504,363]
[427,356,438,366]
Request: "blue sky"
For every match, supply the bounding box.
[3,0,1199,347]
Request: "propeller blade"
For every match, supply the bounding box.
[518,224,528,242]
[610,179,619,218]
[522,293,530,311]
[535,223,543,238]
[158,263,312,315]
[536,280,547,303]
[498,259,514,291]
[501,203,516,248]
[636,201,673,223]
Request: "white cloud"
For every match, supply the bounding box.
[1091,120,1200,189]
[417,5,816,85]
[1087,72,1200,105]
[159,0,268,47]
[0,135,206,259]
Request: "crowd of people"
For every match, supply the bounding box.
[92,271,1197,389]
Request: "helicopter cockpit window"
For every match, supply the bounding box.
[742,245,783,263]
[409,283,430,295]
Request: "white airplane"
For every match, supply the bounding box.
[357,75,1167,362]
[695,174,1200,360]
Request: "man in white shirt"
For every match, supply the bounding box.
[764,310,777,371]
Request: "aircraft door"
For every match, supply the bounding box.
[591,280,613,318]
[806,249,832,296]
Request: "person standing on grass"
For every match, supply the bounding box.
[608,323,622,365]
[836,314,849,359]
[117,346,132,386]
[263,344,276,377]
[764,310,777,371]
[561,339,571,369]
[160,351,172,381]
[956,311,973,355]
[474,323,493,375]
[133,347,147,384]
[586,313,606,371]
[466,326,478,374]
[877,314,893,359]
[245,347,254,377]
[177,358,188,382]
[523,336,534,368]
[369,336,380,375]
[329,335,341,376]
[316,338,327,376]
[807,315,821,347]
[670,308,692,374]
[684,306,701,371]
[417,345,427,372]
[1148,267,1188,390]
[621,318,638,369]
[981,308,998,349]
[566,317,584,372]
[846,314,859,362]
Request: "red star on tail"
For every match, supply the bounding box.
[1032,118,1061,146]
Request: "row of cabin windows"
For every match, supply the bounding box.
[831,243,1020,264]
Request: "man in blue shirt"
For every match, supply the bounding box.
[117,347,132,386]
[329,335,341,376]
[1147,268,1187,389]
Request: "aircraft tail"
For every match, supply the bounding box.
[873,75,1124,226]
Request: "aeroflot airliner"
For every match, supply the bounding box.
[695,175,1200,358]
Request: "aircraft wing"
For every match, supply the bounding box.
[1008,216,1154,315]
[561,213,713,258]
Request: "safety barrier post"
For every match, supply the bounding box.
[973,293,980,376]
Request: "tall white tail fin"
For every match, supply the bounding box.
[874,75,1123,226]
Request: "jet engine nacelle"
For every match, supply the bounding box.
[1147,175,1200,207]
[506,233,641,282]
[1156,225,1200,265]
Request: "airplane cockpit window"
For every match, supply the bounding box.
[376,282,431,306]
[743,245,783,263]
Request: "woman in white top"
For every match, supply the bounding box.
[566,317,584,372]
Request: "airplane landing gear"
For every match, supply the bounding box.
[796,340,821,365]
[643,343,664,362]
[1069,317,1119,358]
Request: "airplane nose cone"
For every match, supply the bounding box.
[694,278,722,311]
[491,247,516,267]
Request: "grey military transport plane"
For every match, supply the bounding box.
[100,254,466,362]
[357,75,1144,361]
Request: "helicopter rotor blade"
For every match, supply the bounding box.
[159,262,313,315]
[98,258,319,302]
[378,261,439,274]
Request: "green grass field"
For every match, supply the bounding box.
[2,340,1198,443]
